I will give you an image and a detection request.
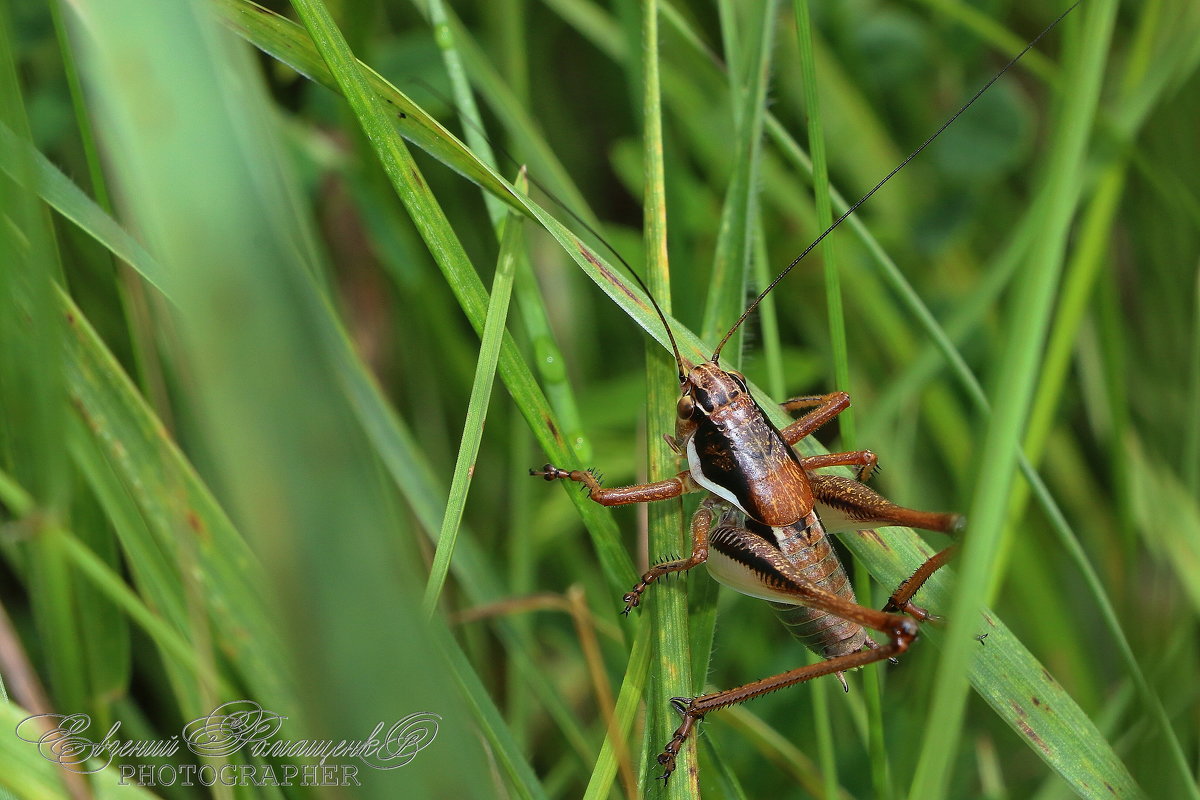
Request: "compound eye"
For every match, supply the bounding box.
[728,371,748,392]
[676,394,695,420]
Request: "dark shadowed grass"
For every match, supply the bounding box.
[1,1,1198,799]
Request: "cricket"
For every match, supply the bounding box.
[530,1,1076,784]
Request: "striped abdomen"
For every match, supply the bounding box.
[756,517,868,659]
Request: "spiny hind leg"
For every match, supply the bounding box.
[883,545,958,621]
[808,473,963,535]
[654,521,919,782]
[807,472,963,620]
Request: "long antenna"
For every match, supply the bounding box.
[402,79,688,381]
[711,1,1080,363]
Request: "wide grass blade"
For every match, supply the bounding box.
[65,1,495,795]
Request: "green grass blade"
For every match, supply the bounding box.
[212,0,521,212]
[640,1,695,796]
[1129,440,1200,614]
[434,623,551,800]
[58,533,231,695]
[836,522,1143,800]
[1189,265,1200,494]
[286,0,636,602]
[0,702,161,800]
[423,181,523,616]
[0,5,83,720]
[909,5,1124,798]
[426,0,504,225]
[582,620,652,800]
[416,1,600,226]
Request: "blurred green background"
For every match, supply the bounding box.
[0,0,1198,798]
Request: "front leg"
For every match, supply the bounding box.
[531,464,693,505]
[622,500,717,614]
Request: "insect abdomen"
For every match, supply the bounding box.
[766,517,868,659]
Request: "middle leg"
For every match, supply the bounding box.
[622,499,718,614]
[802,450,879,482]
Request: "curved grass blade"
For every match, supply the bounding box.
[423,178,524,616]
[209,1,710,375]
[282,0,638,603]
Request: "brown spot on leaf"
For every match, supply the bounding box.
[578,243,641,308]
[577,244,602,268]
[1014,719,1050,755]
[186,509,210,543]
[859,529,890,551]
